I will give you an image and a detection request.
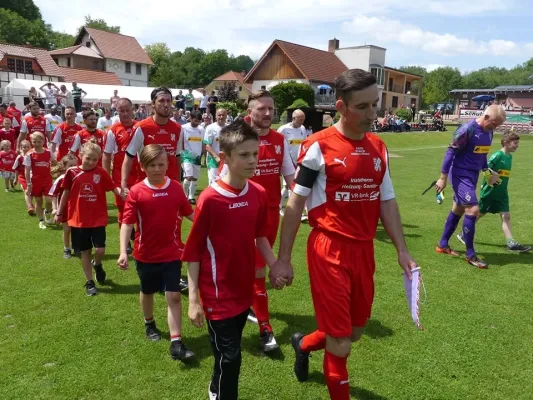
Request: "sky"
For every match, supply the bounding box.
[36,0,533,74]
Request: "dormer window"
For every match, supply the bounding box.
[86,41,91,48]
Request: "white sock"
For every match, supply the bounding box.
[189,181,197,199]
[183,180,191,197]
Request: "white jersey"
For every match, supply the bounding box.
[203,122,224,168]
[75,112,86,128]
[45,114,63,131]
[97,116,113,130]
[180,122,204,162]
[277,123,308,163]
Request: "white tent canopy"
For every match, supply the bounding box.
[1,79,203,108]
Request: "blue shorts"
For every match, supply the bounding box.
[450,170,478,206]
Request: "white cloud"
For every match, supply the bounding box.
[422,64,446,72]
[342,15,522,57]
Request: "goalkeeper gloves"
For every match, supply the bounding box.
[482,169,501,186]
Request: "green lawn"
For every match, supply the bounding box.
[2,132,533,400]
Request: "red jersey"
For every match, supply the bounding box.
[0,150,17,171]
[20,115,48,145]
[250,129,294,208]
[0,128,16,148]
[52,122,83,160]
[7,106,22,125]
[0,113,19,129]
[12,154,25,175]
[103,122,138,187]
[182,179,268,320]
[23,148,54,184]
[122,177,193,263]
[125,117,183,182]
[62,166,116,228]
[293,127,395,241]
[70,129,106,166]
[49,174,65,200]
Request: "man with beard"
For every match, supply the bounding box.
[17,102,50,147]
[51,106,83,160]
[121,87,182,192]
[69,111,106,166]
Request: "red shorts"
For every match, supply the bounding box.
[307,230,376,338]
[255,207,280,268]
[18,176,27,191]
[31,180,52,197]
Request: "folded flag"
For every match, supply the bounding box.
[404,267,424,330]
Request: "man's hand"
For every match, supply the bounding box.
[54,214,62,224]
[189,301,204,328]
[435,177,446,193]
[489,172,501,186]
[269,259,294,289]
[121,186,129,199]
[398,250,417,280]
[117,253,129,270]
[25,186,32,196]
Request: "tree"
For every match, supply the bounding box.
[423,67,463,105]
[196,50,232,86]
[48,30,75,49]
[399,65,427,106]
[287,98,309,109]
[81,15,120,34]
[0,8,50,48]
[144,42,172,84]
[217,82,239,102]
[269,81,315,113]
[231,55,254,74]
[2,0,42,21]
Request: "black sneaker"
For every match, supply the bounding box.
[170,340,195,361]
[247,308,258,324]
[178,278,189,292]
[85,280,97,296]
[73,248,81,257]
[92,260,106,284]
[126,242,133,255]
[63,249,72,259]
[507,241,531,253]
[259,330,279,352]
[145,322,161,341]
[188,198,196,205]
[291,332,310,382]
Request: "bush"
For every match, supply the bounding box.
[396,108,411,122]
[217,101,245,117]
[270,81,315,114]
[280,110,288,123]
[287,98,309,109]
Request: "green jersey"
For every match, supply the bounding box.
[184,93,194,108]
[480,149,512,198]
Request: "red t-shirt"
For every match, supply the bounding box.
[125,117,183,182]
[21,115,49,146]
[103,122,138,187]
[0,150,17,171]
[52,122,83,160]
[70,129,106,166]
[7,107,22,125]
[293,127,395,241]
[23,148,54,185]
[12,154,25,175]
[0,128,16,149]
[249,129,294,208]
[182,179,268,320]
[62,166,116,228]
[122,177,193,263]
[49,174,65,204]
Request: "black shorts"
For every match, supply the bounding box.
[70,226,106,252]
[135,259,182,294]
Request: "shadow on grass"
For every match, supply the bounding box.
[375,224,421,243]
[97,279,139,295]
[482,251,533,266]
[306,373,390,399]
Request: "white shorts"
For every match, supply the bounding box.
[182,163,200,179]
[2,171,15,180]
[208,168,219,185]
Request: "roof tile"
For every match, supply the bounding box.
[57,67,123,86]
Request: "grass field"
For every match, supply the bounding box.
[2,131,533,400]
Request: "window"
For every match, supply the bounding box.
[16,59,24,72]
[136,63,142,75]
[261,85,266,90]
[67,57,71,68]
[239,86,242,92]
[392,96,399,108]
[370,67,384,86]
[85,41,91,48]
[125,62,131,73]
[24,60,33,74]
[405,81,411,94]
[7,58,15,72]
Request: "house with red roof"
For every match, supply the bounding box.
[204,70,252,101]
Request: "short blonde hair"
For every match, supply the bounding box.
[80,141,102,156]
[0,140,11,149]
[30,131,45,141]
[140,144,167,168]
[484,104,507,121]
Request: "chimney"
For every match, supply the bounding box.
[240,70,246,77]
[328,38,339,53]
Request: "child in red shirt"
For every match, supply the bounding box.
[23,132,56,229]
[55,142,121,296]
[13,140,34,213]
[49,154,78,259]
[0,140,17,192]
[0,118,16,149]
[182,120,279,400]
[117,144,195,362]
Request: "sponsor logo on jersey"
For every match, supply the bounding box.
[159,129,167,134]
[34,161,50,167]
[229,201,248,209]
[289,139,303,145]
[153,192,169,197]
[352,146,370,156]
[82,183,93,193]
[373,158,382,171]
[498,169,510,177]
[171,134,176,141]
[188,137,202,142]
[333,157,347,167]
[93,174,100,184]
[473,146,490,154]
[335,191,350,201]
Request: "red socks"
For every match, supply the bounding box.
[324,351,350,400]
[301,330,326,353]
[253,277,271,332]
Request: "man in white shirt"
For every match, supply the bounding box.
[199,89,208,114]
[44,105,63,131]
[75,106,91,128]
[40,82,59,111]
[180,110,205,204]
[277,109,308,218]
[97,108,114,130]
[203,108,227,184]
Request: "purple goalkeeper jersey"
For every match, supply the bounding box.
[441,119,493,174]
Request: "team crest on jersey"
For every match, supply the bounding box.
[171,134,176,141]
[275,145,281,154]
[93,174,101,184]
[465,193,471,202]
[373,158,382,171]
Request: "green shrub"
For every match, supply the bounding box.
[270,81,315,114]
[287,98,309,109]
[396,108,411,121]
